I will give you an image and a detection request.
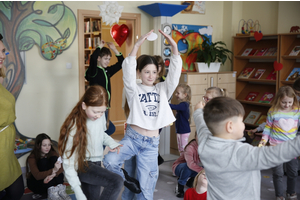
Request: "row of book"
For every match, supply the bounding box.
[241,46,300,56]
[241,47,277,56]
[84,37,101,49]
[244,92,274,103]
[84,20,101,33]
[238,68,276,80]
[244,111,266,125]
[84,53,91,65]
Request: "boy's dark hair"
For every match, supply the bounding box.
[203,97,245,135]
[99,47,112,58]
[137,55,159,72]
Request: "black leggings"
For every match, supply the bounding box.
[1,175,24,200]
[27,156,64,195]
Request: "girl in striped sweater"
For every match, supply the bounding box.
[259,85,300,200]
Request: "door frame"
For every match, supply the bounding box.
[77,9,141,98]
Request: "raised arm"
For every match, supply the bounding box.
[107,42,120,55]
[129,30,153,56]
[158,29,179,55]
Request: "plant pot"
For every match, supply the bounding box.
[194,62,221,73]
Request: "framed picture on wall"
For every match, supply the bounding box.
[181,1,206,14]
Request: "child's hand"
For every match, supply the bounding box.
[135,30,153,48]
[98,40,105,48]
[44,173,56,184]
[53,160,61,173]
[129,30,153,56]
[158,30,179,55]
[246,128,257,135]
[107,42,119,54]
[108,144,123,154]
[195,101,205,111]
[258,139,267,147]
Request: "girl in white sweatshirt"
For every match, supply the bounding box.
[103,29,182,200]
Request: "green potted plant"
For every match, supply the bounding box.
[189,35,233,72]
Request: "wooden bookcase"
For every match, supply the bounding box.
[233,34,279,128]
[170,72,236,155]
[278,33,300,88]
[233,33,300,128]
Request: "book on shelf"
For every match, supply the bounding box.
[244,111,262,124]
[289,46,300,56]
[91,20,101,32]
[84,37,93,49]
[85,53,91,65]
[272,48,277,56]
[256,115,267,126]
[264,47,277,56]
[241,48,252,56]
[248,49,258,56]
[286,68,300,81]
[266,70,276,80]
[92,37,101,49]
[256,48,268,56]
[258,92,275,103]
[84,21,90,33]
[244,91,259,101]
[252,69,266,79]
[238,67,255,79]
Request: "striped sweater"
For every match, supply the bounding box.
[262,106,300,145]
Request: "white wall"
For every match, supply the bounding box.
[15,1,299,166]
[277,1,300,33]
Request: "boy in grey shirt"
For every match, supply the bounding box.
[193,97,300,200]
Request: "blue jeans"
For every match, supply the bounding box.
[175,163,198,185]
[122,156,137,200]
[103,124,160,200]
[272,158,298,197]
[78,161,123,200]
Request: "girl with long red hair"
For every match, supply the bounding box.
[58,85,123,200]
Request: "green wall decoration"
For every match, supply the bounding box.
[0,1,77,158]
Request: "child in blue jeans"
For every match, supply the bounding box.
[103,29,182,200]
[172,132,203,198]
[58,85,123,200]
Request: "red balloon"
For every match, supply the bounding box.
[110,24,129,47]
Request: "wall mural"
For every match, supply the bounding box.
[0,1,77,158]
[172,24,212,72]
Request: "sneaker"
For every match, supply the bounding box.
[32,193,42,199]
[276,197,285,200]
[57,184,72,200]
[122,168,141,194]
[286,193,297,200]
[47,186,63,200]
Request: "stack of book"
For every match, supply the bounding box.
[241,47,277,56]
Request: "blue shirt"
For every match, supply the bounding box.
[170,101,191,134]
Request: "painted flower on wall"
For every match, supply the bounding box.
[98,1,124,26]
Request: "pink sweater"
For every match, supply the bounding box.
[172,140,203,174]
